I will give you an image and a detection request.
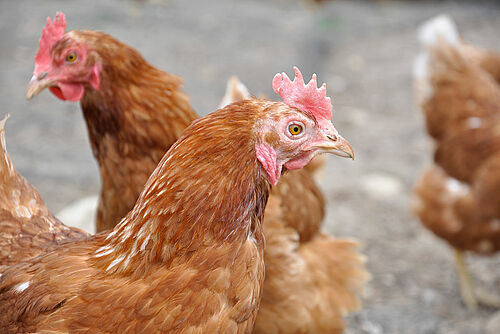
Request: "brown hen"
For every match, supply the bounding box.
[1,88,355,333]
[413,15,500,309]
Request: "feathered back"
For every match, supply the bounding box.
[0,116,15,181]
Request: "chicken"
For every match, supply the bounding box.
[27,13,368,333]
[0,115,88,272]
[412,15,500,309]
[1,68,354,333]
[27,12,198,232]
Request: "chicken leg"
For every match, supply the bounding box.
[454,249,500,310]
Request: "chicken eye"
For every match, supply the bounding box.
[65,52,78,63]
[288,124,303,136]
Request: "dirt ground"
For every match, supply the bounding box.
[1,0,500,333]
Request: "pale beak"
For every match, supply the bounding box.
[26,72,55,100]
[317,134,354,160]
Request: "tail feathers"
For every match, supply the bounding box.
[414,15,462,105]
[418,14,460,48]
[299,236,369,316]
[412,165,467,241]
[0,115,89,271]
[0,115,54,220]
[256,202,368,334]
[218,76,251,109]
[0,115,15,180]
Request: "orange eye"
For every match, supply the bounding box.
[65,52,77,62]
[288,124,303,136]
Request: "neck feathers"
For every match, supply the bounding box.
[76,30,197,158]
[74,30,199,229]
[93,102,269,275]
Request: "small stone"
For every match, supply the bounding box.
[360,320,383,334]
[361,173,404,199]
[421,289,438,305]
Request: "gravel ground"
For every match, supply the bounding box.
[1,0,500,333]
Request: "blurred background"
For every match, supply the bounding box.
[1,0,500,333]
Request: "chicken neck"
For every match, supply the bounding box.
[91,104,269,275]
[77,31,198,230]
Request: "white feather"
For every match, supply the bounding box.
[414,15,461,105]
[14,281,30,293]
[418,14,460,47]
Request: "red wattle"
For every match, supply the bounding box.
[49,86,66,101]
[54,83,85,102]
[284,152,314,171]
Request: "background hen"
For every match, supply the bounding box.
[412,15,500,310]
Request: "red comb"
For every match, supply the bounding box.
[272,66,332,121]
[34,12,67,75]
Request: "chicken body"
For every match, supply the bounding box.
[412,15,500,308]
[27,13,367,332]
[4,99,336,333]
[1,234,261,333]
[413,15,500,253]
[0,117,88,272]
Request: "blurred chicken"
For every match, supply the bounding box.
[0,115,88,272]
[412,15,500,309]
[2,67,355,333]
[27,13,367,333]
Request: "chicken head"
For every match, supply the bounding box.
[256,67,353,185]
[26,12,101,102]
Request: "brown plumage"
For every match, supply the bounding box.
[254,194,366,333]
[0,116,88,272]
[420,43,500,141]
[27,13,367,332]
[1,100,321,333]
[413,165,500,254]
[460,42,500,84]
[74,30,197,232]
[412,15,500,308]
